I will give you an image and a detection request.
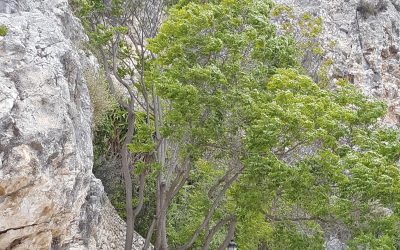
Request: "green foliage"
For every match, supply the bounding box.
[149,0,298,144]
[93,106,128,159]
[92,105,159,238]
[229,69,400,249]
[70,0,128,51]
[0,25,8,36]
[299,12,323,39]
[75,0,400,248]
[91,106,128,221]
[148,0,400,248]
[128,112,155,154]
[149,0,300,247]
[168,159,226,248]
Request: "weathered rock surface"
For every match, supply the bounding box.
[277,0,400,126]
[0,0,145,249]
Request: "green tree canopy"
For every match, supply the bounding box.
[149,0,400,248]
[74,0,400,248]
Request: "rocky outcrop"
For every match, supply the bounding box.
[0,0,145,249]
[276,0,400,126]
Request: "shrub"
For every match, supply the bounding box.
[0,25,8,36]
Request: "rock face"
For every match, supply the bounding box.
[0,0,145,249]
[277,0,400,126]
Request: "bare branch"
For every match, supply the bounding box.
[201,215,235,250]
[178,166,243,250]
[217,219,237,250]
[133,171,147,219]
[143,217,156,250]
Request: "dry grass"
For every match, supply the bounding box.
[85,69,116,128]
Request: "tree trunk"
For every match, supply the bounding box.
[155,179,169,250]
[143,217,156,250]
[122,145,134,250]
[123,106,135,250]
[202,216,234,250]
[217,219,237,250]
[159,208,168,249]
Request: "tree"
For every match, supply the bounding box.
[72,0,165,249]
[148,1,296,245]
[149,0,400,248]
[74,0,400,248]
[147,0,296,248]
[229,70,400,248]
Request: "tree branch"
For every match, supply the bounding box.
[201,215,235,250]
[217,219,237,250]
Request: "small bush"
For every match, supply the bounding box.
[0,25,8,36]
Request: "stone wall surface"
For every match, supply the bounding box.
[0,0,145,249]
[277,0,400,126]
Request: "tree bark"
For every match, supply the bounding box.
[123,104,136,250]
[202,216,234,250]
[217,219,237,250]
[178,168,242,250]
[143,217,156,250]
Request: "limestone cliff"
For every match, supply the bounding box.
[0,0,145,249]
[277,0,400,126]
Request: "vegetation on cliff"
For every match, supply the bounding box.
[72,0,400,249]
[0,24,8,36]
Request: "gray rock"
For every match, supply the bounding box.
[0,0,145,249]
[276,0,400,126]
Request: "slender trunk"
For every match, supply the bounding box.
[123,104,135,250]
[178,169,242,250]
[156,180,168,250]
[217,219,237,250]
[152,82,170,249]
[154,174,163,249]
[202,216,234,250]
[138,12,151,125]
[143,217,156,250]
[133,171,146,224]
[159,207,168,249]
[100,44,136,250]
[122,145,134,250]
